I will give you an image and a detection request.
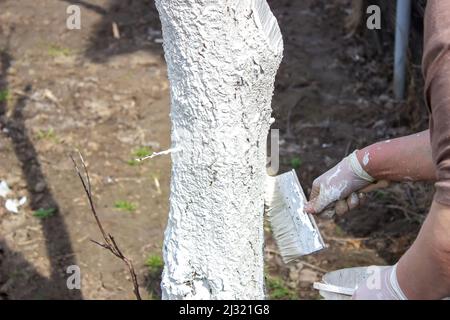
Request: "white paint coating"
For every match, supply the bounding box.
[0,180,11,198]
[156,0,283,299]
[349,192,359,206]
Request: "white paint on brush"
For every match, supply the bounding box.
[265,171,325,263]
[156,0,283,299]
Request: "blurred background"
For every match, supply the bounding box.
[0,0,431,299]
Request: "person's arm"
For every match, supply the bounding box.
[356,130,436,182]
[353,0,450,300]
[395,0,450,299]
[305,130,436,215]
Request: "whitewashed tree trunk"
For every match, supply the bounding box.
[156,0,283,299]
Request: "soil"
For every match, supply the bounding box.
[0,0,431,300]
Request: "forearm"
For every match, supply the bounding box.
[397,200,450,299]
[356,130,436,182]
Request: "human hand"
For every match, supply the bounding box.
[304,150,383,215]
[352,264,407,300]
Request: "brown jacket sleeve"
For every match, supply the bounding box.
[423,0,450,205]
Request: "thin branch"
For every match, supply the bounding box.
[70,151,142,300]
[135,147,180,162]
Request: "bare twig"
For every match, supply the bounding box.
[70,151,142,300]
[135,147,180,162]
[385,204,424,224]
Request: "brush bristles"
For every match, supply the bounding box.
[265,171,325,263]
[252,0,283,53]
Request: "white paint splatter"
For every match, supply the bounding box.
[326,165,341,185]
[363,152,370,166]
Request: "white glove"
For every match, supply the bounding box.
[352,264,408,300]
[305,150,375,215]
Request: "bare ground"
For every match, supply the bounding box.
[0,0,431,300]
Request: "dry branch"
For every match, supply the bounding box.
[70,151,142,300]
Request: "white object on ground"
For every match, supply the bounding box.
[156,0,283,299]
[0,180,12,198]
[5,197,27,214]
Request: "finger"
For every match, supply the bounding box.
[310,194,332,214]
[347,192,360,211]
[309,181,321,200]
[304,200,316,214]
[357,192,367,205]
[319,208,336,219]
[335,199,349,215]
[305,196,328,214]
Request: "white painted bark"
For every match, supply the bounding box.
[155,0,283,299]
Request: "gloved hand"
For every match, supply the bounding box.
[352,264,408,300]
[305,150,375,215]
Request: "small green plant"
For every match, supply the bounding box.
[114,200,136,212]
[290,157,302,169]
[145,254,164,273]
[33,208,56,219]
[127,159,139,166]
[48,44,72,57]
[373,189,387,200]
[334,224,345,237]
[133,146,152,158]
[146,253,164,300]
[0,89,9,103]
[127,147,152,166]
[266,275,298,300]
[36,128,57,141]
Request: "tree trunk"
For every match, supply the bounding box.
[155,0,283,299]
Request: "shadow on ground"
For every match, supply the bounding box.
[0,39,81,299]
[61,0,163,62]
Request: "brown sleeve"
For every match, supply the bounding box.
[423,0,450,205]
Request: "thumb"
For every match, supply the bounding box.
[305,181,321,214]
[305,193,330,214]
[304,200,316,214]
[305,192,329,214]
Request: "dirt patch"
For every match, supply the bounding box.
[0,0,169,299]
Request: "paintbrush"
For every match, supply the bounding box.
[265,170,326,263]
[265,170,389,263]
